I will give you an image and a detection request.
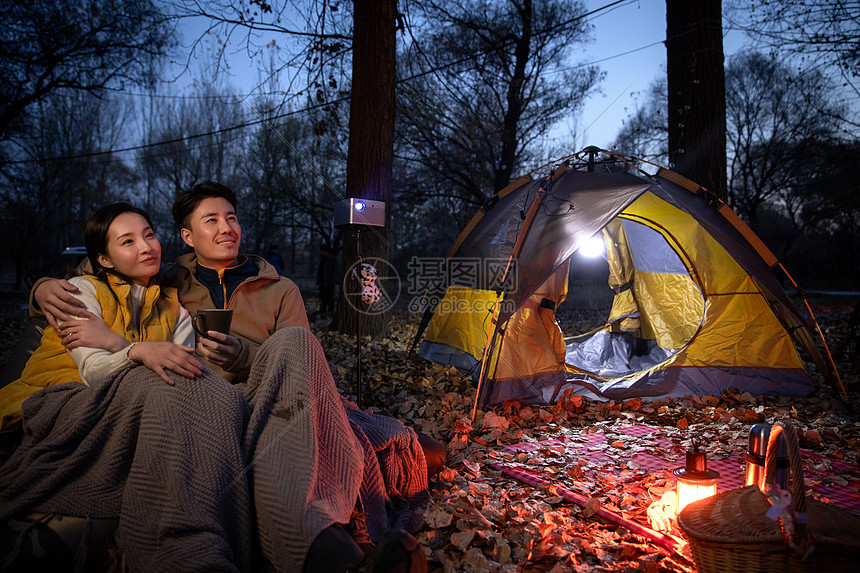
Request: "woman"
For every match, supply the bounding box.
[0,203,201,432]
[0,204,252,572]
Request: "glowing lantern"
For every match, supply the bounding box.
[580,235,605,258]
[673,444,720,514]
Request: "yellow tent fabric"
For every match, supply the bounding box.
[632,270,703,349]
[603,220,639,332]
[600,200,705,354]
[492,263,568,383]
[422,264,569,384]
[415,153,820,408]
[422,286,499,361]
[619,191,804,371]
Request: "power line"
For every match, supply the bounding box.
[3,0,645,166]
[102,90,271,100]
[79,86,302,101]
[3,96,347,165]
[99,1,634,101]
[399,0,633,83]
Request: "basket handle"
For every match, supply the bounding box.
[764,421,810,553]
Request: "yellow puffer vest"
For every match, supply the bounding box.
[0,274,179,432]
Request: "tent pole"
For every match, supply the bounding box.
[355,228,363,408]
[470,175,556,421]
[472,301,503,422]
[488,326,508,395]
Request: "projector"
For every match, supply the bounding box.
[334,198,386,228]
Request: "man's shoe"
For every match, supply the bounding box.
[343,510,376,558]
[368,528,427,573]
[302,523,365,573]
[416,432,447,478]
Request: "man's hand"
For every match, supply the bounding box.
[128,342,203,384]
[195,331,242,369]
[57,311,128,352]
[35,279,87,329]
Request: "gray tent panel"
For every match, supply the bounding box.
[622,219,689,275]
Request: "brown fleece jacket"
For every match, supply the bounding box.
[173,252,309,383]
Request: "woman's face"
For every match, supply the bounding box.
[97,212,162,285]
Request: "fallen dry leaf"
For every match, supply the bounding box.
[423,505,453,528]
[582,496,601,518]
[300,306,860,573]
[481,411,510,430]
[449,529,475,549]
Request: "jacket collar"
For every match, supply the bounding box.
[176,251,279,280]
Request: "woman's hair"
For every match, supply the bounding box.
[84,202,155,280]
[172,181,238,230]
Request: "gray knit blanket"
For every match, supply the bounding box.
[0,327,429,573]
[344,406,430,540]
[238,328,430,566]
[0,362,253,572]
[237,327,364,572]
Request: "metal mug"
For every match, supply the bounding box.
[745,423,789,491]
[192,309,233,339]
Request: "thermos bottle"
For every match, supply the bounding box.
[745,423,789,491]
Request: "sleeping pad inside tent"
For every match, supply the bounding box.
[412,149,827,409]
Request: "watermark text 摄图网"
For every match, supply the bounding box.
[405,257,517,296]
[342,256,518,316]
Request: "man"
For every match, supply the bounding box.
[264,244,285,275]
[30,182,438,572]
[316,244,339,317]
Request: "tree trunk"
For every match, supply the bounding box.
[337,0,397,339]
[494,0,532,193]
[666,0,727,200]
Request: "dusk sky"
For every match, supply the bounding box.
[574,0,747,150]
[170,1,752,157]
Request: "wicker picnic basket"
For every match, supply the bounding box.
[677,420,860,573]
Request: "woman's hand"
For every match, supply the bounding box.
[127,342,203,384]
[58,311,128,352]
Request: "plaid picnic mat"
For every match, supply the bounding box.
[498,425,860,514]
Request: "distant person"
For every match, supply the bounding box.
[264,244,285,275]
[317,243,339,316]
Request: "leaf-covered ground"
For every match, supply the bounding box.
[314,302,860,573]
[0,297,857,572]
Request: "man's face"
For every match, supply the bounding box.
[180,197,242,269]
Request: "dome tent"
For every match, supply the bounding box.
[410,148,831,415]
